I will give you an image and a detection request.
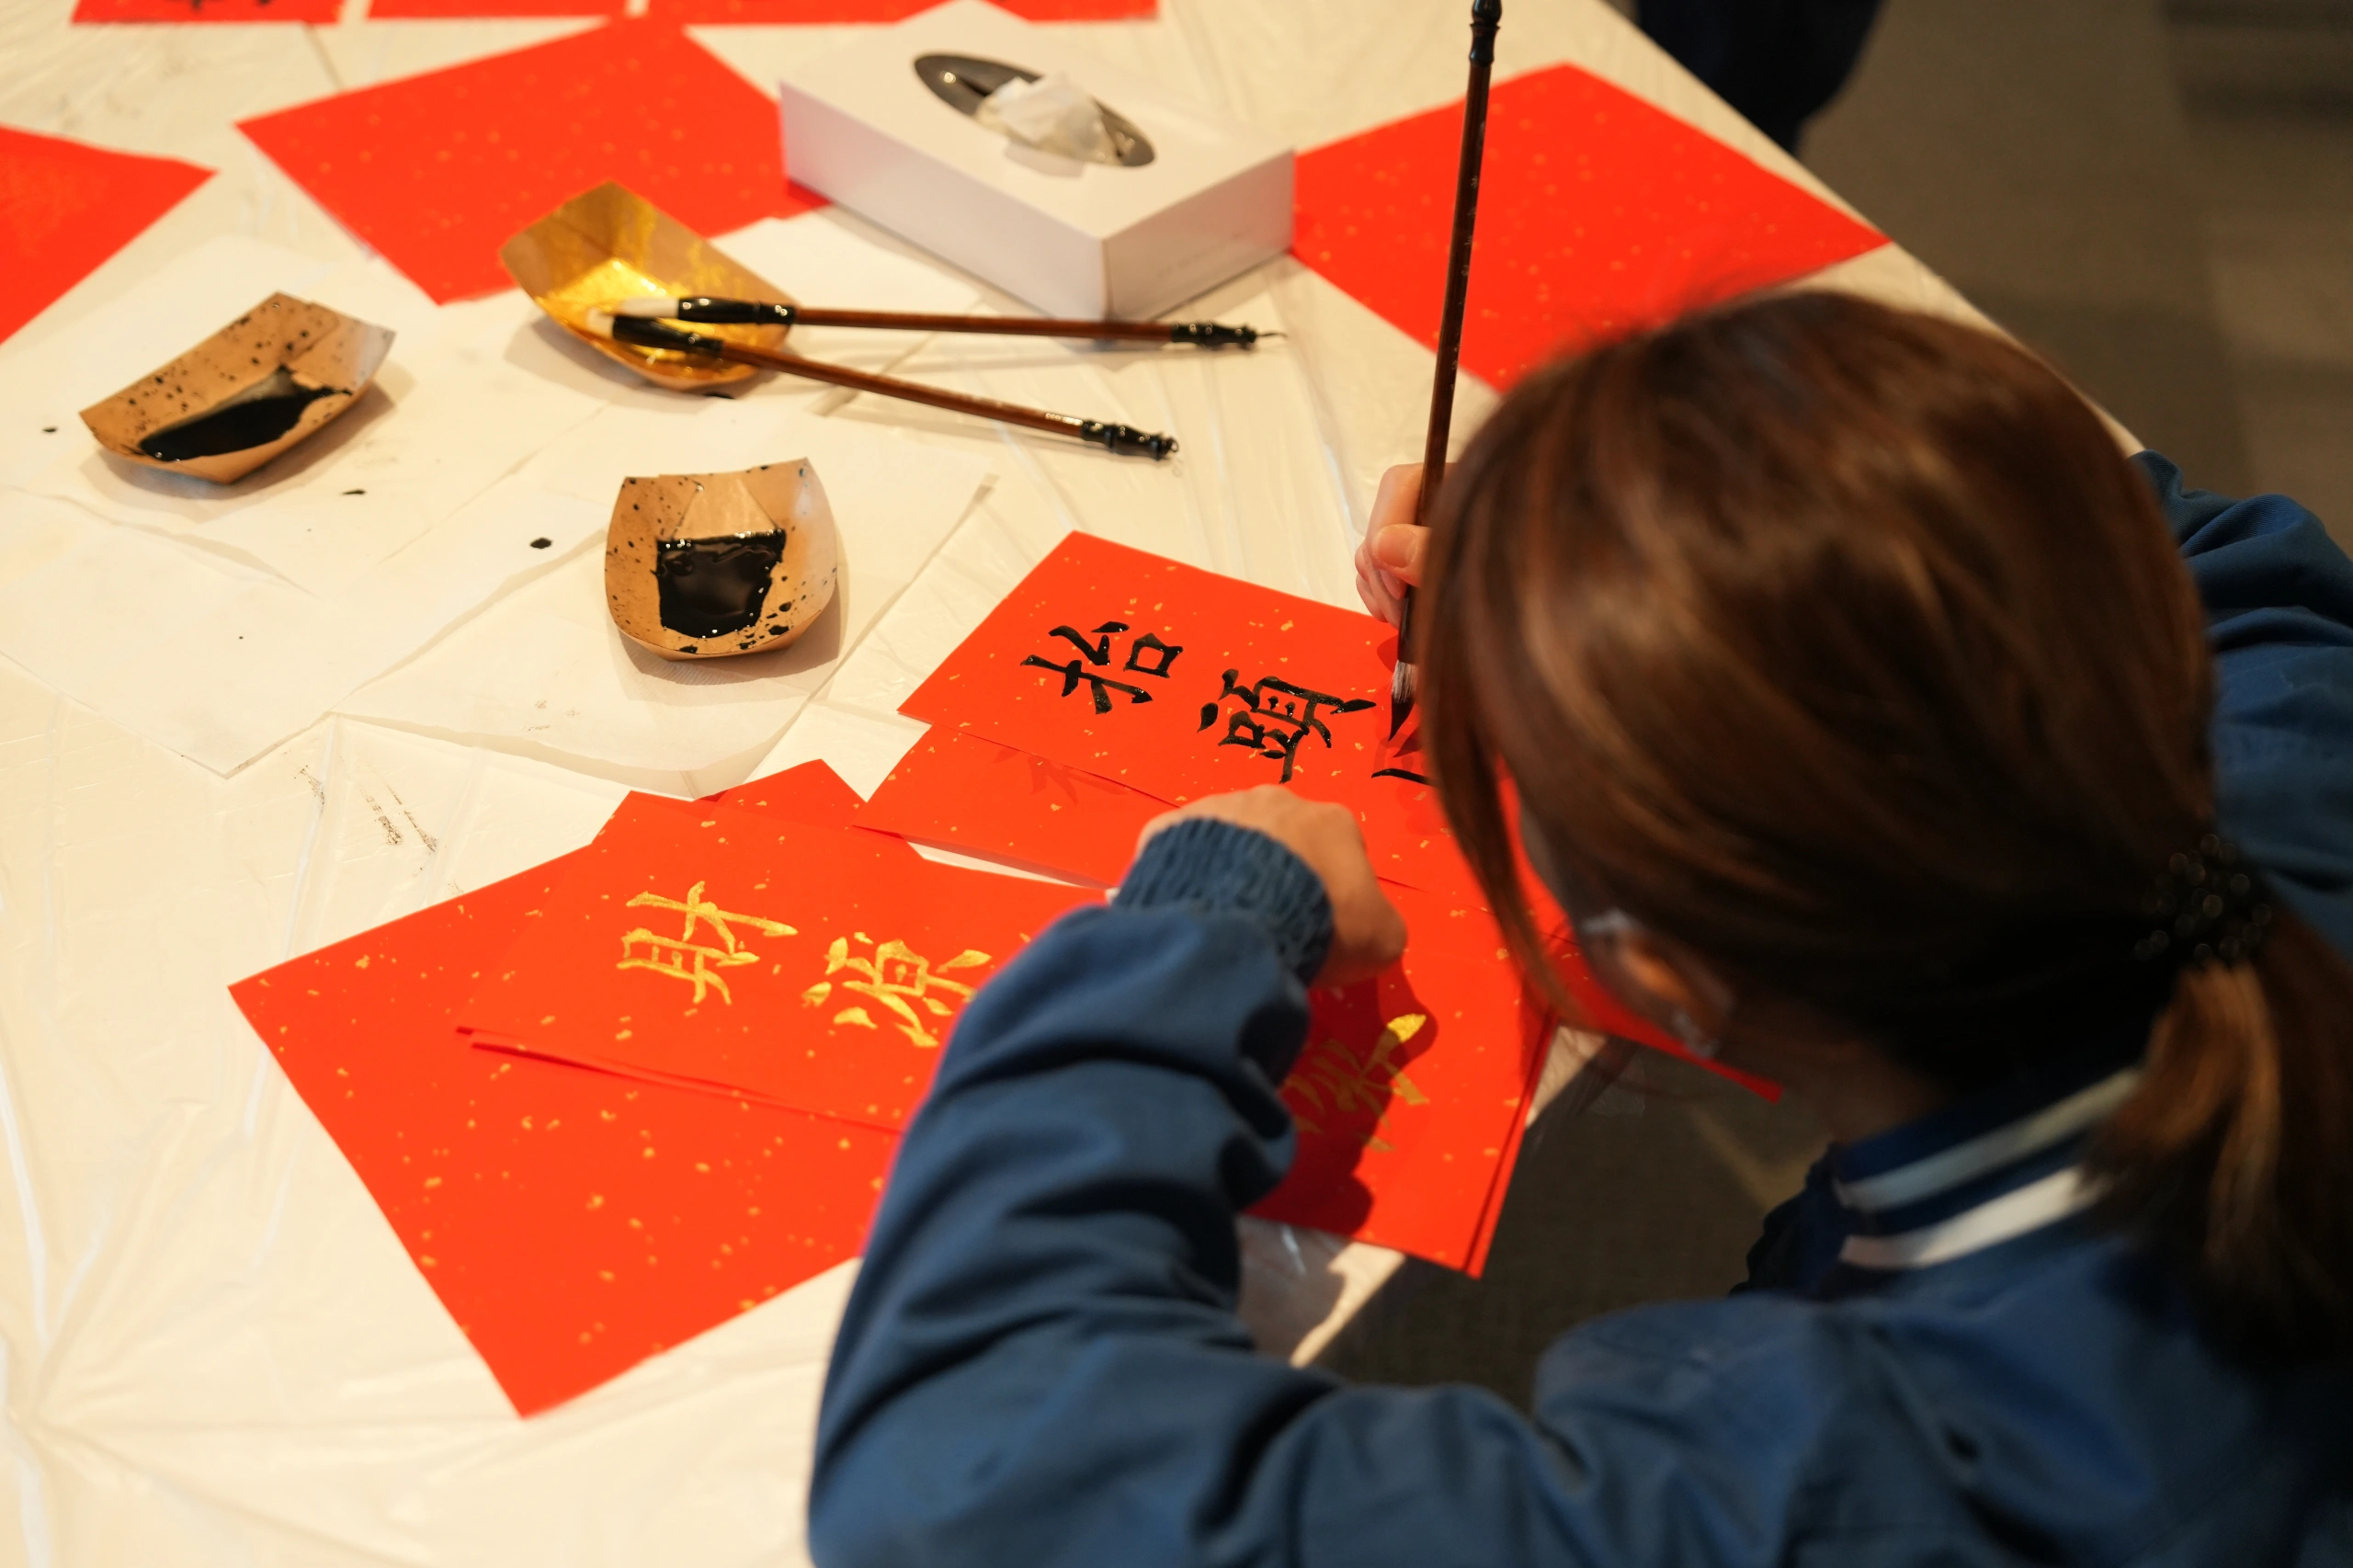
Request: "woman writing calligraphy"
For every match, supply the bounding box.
[809,292,2353,1564]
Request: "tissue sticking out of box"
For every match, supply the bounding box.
[915,53,1154,168]
[977,73,1119,165]
[605,460,840,661]
[78,293,394,484]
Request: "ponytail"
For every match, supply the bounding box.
[2093,913,2353,1359]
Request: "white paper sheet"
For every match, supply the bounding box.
[0,481,605,775]
[335,400,990,790]
[10,241,605,597]
[0,234,336,491]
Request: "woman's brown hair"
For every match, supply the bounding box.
[1419,290,2353,1358]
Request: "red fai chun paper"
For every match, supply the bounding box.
[74,0,335,19]
[0,128,214,344]
[232,854,895,1416]
[237,21,821,301]
[656,0,1147,17]
[459,794,1100,1131]
[705,757,864,828]
[1293,62,1886,390]
[1254,881,1550,1273]
[897,532,1496,904]
[853,728,1167,887]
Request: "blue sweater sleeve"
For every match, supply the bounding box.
[810,821,1802,1567]
[2139,453,2353,957]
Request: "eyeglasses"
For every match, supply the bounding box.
[1570,907,1730,1060]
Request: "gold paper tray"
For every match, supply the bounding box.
[503,182,796,391]
[605,460,840,661]
[78,294,394,484]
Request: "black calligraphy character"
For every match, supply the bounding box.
[1197,669,1376,781]
[1123,632,1183,679]
[1370,765,1432,784]
[1020,620,1184,713]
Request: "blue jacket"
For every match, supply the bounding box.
[812,456,2353,1566]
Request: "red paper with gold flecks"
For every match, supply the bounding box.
[459,794,1101,1132]
[1254,881,1549,1273]
[74,0,335,19]
[236,20,822,302]
[0,127,213,344]
[654,0,1149,17]
[854,728,1165,888]
[900,532,1402,808]
[1292,63,1886,390]
[231,765,893,1416]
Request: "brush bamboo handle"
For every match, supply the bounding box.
[1393,0,1503,726]
[650,297,1259,347]
[608,316,1178,460]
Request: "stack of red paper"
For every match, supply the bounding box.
[234,532,1753,1415]
[234,764,1093,1415]
[859,532,1655,1265]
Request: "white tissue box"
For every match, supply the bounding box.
[777,0,1294,321]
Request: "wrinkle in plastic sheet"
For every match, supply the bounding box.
[0,683,858,1562]
[335,400,991,790]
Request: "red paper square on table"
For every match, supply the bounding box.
[1253,881,1549,1273]
[74,0,335,18]
[237,20,824,302]
[656,0,1147,17]
[461,794,1100,1131]
[232,854,895,1416]
[1293,62,1886,390]
[372,0,617,17]
[1,127,212,345]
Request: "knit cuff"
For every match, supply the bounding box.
[1115,817,1335,984]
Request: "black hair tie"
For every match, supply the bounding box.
[2132,833,2274,971]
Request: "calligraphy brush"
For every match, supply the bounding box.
[583,311,1178,460]
[614,296,1269,349]
[1391,0,1502,736]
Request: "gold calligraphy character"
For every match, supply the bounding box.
[801,933,992,1048]
[1286,1014,1430,1151]
[616,881,796,1005]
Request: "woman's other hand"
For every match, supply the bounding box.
[1138,788,1407,986]
[1353,463,1431,627]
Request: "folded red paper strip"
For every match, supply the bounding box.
[0,127,214,344]
[1293,62,1886,391]
[237,20,821,301]
[460,794,1102,1131]
[231,765,898,1417]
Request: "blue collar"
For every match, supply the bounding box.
[1824,1030,2144,1273]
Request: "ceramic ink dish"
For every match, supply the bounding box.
[502,182,795,392]
[605,460,839,660]
[77,292,394,483]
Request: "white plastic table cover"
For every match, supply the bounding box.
[0,2,1997,1561]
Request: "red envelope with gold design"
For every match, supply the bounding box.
[460,793,1099,1131]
